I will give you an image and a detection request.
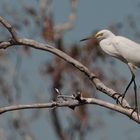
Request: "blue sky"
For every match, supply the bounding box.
[54,0,140,43]
[0,0,140,140]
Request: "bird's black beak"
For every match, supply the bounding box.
[80,37,91,42]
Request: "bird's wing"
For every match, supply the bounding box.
[112,36,140,66]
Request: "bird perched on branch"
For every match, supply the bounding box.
[80,29,140,118]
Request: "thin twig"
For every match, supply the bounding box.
[0,97,139,123]
[0,17,18,41]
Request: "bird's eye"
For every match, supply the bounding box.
[95,32,103,38]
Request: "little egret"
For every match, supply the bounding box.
[80,29,140,118]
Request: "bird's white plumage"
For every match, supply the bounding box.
[94,29,140,118]
[97,30,140,68]
[81,29,140,118]
[81,29,140,117]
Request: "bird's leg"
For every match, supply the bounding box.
[120,63,136,104]
[120,75,134,104]
[130,79,139,120]
[114,75,134,105]
[124,63,139,120]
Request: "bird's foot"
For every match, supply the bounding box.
[129,107,139,120]
[120,93,125,105]
[112,93,124,105]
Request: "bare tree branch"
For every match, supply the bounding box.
[0,16,139,124]
[0,16,129,106]
[16,39,129,106]
[0,95,139,124]
[54,0,78,33]
[0,16,18,41]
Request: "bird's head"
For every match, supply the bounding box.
[80,29,115,42]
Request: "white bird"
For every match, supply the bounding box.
[80,29,140,118]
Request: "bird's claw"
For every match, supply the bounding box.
[112,93,124,105]
[112,92,139,120]
[129,107,139,120]
[120,94,125,105]
[115,95,139,120]
[116,93,126,107]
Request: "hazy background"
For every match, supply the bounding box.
[0,0,140,140]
